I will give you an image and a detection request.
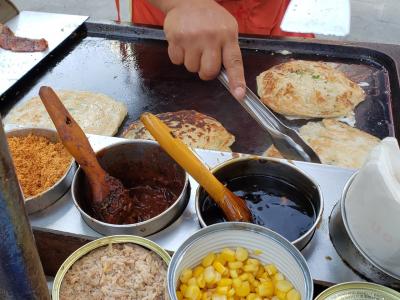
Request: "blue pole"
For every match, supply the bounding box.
[0,120,49,299]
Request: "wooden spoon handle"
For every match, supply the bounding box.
[140,112,251,222]
[39,86,106,182]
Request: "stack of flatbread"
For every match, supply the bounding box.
[4,90,127,136]
[257,60,380,169]
[122,110,235,152]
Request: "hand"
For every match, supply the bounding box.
[156,0,246,100]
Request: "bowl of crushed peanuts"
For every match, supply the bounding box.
[168,222,313,300]
[6,127,75,214]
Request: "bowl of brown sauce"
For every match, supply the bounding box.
[72,140,190,236]
[195,157,323,250]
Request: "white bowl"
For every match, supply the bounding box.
[167,222,313,300]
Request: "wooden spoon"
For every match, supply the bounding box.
[39,86,135,224]
[140,112,252,222]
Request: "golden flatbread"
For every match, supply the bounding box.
[4,90,127,136]
[122,110,235,152]
[257,60,365,118]
[264,119,380,169]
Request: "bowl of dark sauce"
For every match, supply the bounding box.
[72,140,190,236]
[195,157,322,250]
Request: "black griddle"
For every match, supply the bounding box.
[1,21,399,155]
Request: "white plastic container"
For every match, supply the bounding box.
[344,137,400,279]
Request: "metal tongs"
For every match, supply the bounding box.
[218,69,321,163]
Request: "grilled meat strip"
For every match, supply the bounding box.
[0,24,48,52]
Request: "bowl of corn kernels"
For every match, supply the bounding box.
[167,222,313,300]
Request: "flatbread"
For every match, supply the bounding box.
[122,110,235,152]
[4,90,127,136]
[257,60,365,118]
[263,119,380,169]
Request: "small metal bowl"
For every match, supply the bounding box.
[72,140,190,236]
[168,222,314,300]
[6,127,75,214]
[52,235,171,300]
[195,157,323,250]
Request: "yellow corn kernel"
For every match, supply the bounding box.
[253,249,263,255]
[275,280,293,292]
[217,286,229,295]
[246,293,257,300]
[197,274,206,288]
[202,293,210,300]
[228,261,244,269]
[235,247,249,262]
[188,277,197,286]
[250,280,259,288]
[287,289,301,300]
[230,269,239,278]
[203,253,216,267]
[228,288,235,297]
[204,266,217,283]
[247,259,259,266]
[275,289,287,300]
[176,291,183,300]
[256,281,274,297]
[213,261,226,274]
[260,272,271,281]
[235,281,251,297]
[215,272,222,283]
[221,248,236,262]
[243,264,258,273]
[184,285,201,300]
[215,254,227,266]
[273,273,285,282]
[271,297,280,300]
[180,269,193,283]
[180,284,188,294]
[218,278,233,287]
[211,295,227,300]
[256,266,264,278]
[265,264,278,276]
[194,266,205,278]
[232,278,242,288]
[239,273,249,281]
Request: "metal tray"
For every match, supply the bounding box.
[1,21,399,156]
[28,133,358,287]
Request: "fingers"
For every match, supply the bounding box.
[184,47,202,73]
[199,48,221,80]
[168,43,184,65]
[222,41,246,100]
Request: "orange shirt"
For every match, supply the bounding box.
[129,0,313,38]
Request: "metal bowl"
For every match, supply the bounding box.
[195,157,323,250]
[6,127,75,214]
[167,222,314,300]
[329,174,400,289]
[72,140,190,236]
[52,235,171,300]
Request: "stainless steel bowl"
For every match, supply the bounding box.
[329,174,400,289]
[6,127,75,214]
[168,222,314,300]
[195,157,323,250]
[72,140,190,236]
[52,235,171,300]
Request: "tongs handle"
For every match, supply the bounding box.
[218,70,282,133]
